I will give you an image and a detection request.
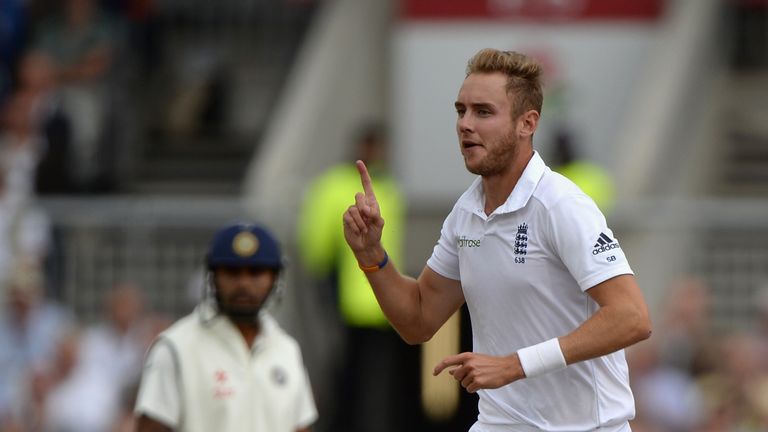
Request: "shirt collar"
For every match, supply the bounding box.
[458,151,547,217]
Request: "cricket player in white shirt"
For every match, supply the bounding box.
[342,48,652,431]
[135,223,317,432]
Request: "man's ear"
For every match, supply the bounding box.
[518,110,540,139]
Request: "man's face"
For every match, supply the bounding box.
[214,267,276,322]
[455,72,520,177]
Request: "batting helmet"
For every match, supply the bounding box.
[206,223,282,270]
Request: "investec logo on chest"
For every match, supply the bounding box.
[458,236,481,248]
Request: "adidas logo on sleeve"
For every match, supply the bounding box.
[592,232,620,255]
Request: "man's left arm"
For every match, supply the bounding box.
[549,195,652,367]
[560,273,651,364]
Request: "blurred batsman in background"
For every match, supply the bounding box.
[134,223,317,432]
[342,48,652,432]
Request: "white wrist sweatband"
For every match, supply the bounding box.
[517,338,567,378]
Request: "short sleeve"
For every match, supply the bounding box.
[134,339,181,428]
[294,363,318,429]
[426,209,461,280]
[546,194,633,291]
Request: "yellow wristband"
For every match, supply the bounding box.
[359,252,389,273]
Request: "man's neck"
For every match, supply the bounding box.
[230,318,261,349]
[482,148,534,215]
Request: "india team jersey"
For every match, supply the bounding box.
[427,152,635,431]
[135,306,317,432]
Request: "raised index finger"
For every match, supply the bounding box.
[356,160,377,198]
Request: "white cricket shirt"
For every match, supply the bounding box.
[427,152,635,431]
[135,305,317,432]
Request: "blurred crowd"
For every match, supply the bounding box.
[0,1,170,431]
[1,0,148,197]
[0,279,169,432]
[629,276,768,432]
[0,0,143,309]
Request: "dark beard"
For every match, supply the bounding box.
[214,292,261,324]
[466,131,519,177]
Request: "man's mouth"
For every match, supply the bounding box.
[230,295,258,304]
[462,140,482,149]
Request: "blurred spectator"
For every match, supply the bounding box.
[297,123,410,432]
[0,161,53,298]
[102,0,159,75]
[628,342,705,432]
[0,261,73,423]
[163,51,231,141]
[23,282,166,432]
[78,282,153,397]
[628,276,768,431]
[532,48,616,215]
[3,327,112,432]
[38,327,127,432]
[32,0,122,192]
[0,66,42,202]
[697,333,768,431]
[550,130,616,215]
[1,50,73,196]
[627,276,723,431]
[0,0,28,103]
[7,281,162,432]
[656,275,717,376]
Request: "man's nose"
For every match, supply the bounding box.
[231,268,255,284]
[457,114,474,133]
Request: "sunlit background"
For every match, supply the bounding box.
[1,0,768,431]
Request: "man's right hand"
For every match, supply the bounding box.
[343,160,386,265]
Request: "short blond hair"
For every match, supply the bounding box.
[466,48,543,118]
